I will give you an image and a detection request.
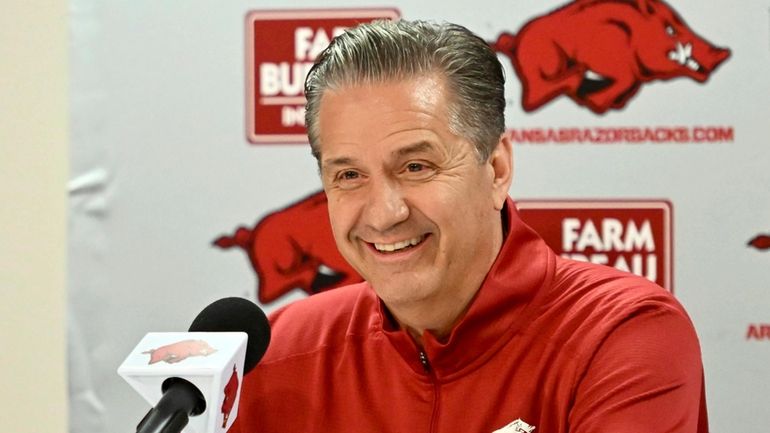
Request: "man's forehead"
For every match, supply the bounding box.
[395,140,436,156]
[314,73,459,169]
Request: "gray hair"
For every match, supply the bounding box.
[304,19,506,163]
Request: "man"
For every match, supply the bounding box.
[229,20,707,432]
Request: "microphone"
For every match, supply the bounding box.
[188,297,271,374]
[118,297,270,433]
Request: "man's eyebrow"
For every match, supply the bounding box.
[321,156,356,170]
[320,142,436,171]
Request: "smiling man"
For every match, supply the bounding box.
[315,73,511,345]
[229,20,708,433]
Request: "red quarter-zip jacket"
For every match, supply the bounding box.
[228,198,707,433]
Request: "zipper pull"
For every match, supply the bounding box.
[418,350,431,373]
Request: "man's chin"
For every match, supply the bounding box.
[371,280,436,308]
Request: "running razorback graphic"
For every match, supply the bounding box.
[491,0,730,113]
[142,339,217,365]
[213,191,362,304]
[221,364,239,428]
[748,234,770,251]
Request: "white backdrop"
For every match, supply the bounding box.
[69,1,770,432]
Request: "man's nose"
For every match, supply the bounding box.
[363,179,409,232]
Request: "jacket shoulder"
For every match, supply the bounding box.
[261,283,371,363]
[553,256,681,310]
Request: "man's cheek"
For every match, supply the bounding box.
[330,222,348,244]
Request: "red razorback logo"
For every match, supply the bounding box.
[490,0,730,113]
[748,234,770,251]
[142,339,217,365]
[221,364,239,428]
[213,191,362,304]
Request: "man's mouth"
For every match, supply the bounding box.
[372,235,426,253]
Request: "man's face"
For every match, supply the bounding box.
[317,75,509,310]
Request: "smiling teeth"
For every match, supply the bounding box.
[374,236,424,252]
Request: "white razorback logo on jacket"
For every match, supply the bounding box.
[492,418,536,433]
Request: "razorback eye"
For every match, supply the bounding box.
[665,25,676,36]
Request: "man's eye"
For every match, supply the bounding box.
[401,161,435,180]
[333,170,365,189]
[406,163,424,172]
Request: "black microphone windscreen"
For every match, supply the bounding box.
[188,297,271,373]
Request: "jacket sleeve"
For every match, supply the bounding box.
[569,304,708,433]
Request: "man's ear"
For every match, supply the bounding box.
[487,133,513,211]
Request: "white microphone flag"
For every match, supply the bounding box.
[118,332,247,433]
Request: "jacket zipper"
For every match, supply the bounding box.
[420,350,440,433]
[419,350,431,372]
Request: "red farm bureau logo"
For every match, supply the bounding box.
[490,0,730,113]
[517,200,673,290]
[246,8,400,143]
[221,364,239,428]
[213,191,362,304]
[143,339,217,365]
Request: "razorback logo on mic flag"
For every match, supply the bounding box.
[221,365,239,428]
[143,339,218,365]
[517,200,673,291]
[490,0,730,114]
[246,8,400,143]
